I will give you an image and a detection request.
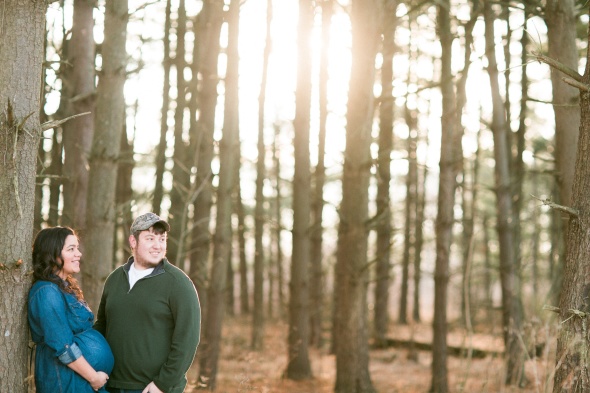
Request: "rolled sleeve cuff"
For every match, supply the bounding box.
[57,342,82,364]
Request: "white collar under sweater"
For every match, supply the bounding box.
[128,262,154,289]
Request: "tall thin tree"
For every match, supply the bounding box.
[189,0,224,316]
[168,0,189,266]
[286,0,314,380]
[431,0,460,391]
[196,0,240,387]
[483,1,525,385]
[152,0,173,215]
[334,0,381,391]
[84,0,129,312]
[252,0,273,350]
[374,0,396,341]
[61,0,96,233]
[310,0,333,348]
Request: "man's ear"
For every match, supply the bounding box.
[129,234,137,250]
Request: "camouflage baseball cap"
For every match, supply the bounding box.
[130,212,170,233]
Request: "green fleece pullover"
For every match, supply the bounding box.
[94,258,200,393]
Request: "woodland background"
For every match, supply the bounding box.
[3,0,590,392]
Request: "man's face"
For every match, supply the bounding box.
[129,227,167,269]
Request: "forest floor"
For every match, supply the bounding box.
[185,315,558,393]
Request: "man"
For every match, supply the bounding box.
[95,212,201,393]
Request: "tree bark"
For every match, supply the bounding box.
[61,0,96,233]
[545,0,580,304]
[456,1,480,329]
[273,123,286,319]
[483,1,525,386]
[310,0,333,349]
[334,0,380,391]
[152,0,172,215]
[167,0,189,267]
[189,0,223,317]
[431,1,460,391]
[115,117,134,255]
[48,128,63,226]
[286,0,314,380]
[251,0,273,350]
[400,109,416,325]
[196,1,239,387]
[235,170,250,314]
[0,2,45,392]
[552,5,590,392]
[84,0,128,312]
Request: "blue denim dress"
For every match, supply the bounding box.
[28,281,114,393]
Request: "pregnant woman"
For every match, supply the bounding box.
[28,227,114,392]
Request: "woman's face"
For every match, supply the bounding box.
[57,235,82,279]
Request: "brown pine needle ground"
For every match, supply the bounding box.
[186,316,557,393]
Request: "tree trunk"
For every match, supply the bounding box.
[483,214,493,325]
[413,134,427,323]
[483,1,525,386]
[545,0,580,303]
[61,0,96,233]
[35,51,50,231]
[196,1,239,387]
[115,119,134,253]
[189,0,223,317]
[334,0,380,391]
[400,109,417,325]
[48,128,63,226]
[310,0,333,349]
[234,161,250,314]
[168,0,189,267]
[84,0,128,312]
[551,5,590,392]
[373,0,397,340]
[152,0,172,215]
[273,123,286,319]
[286,0,314,380]
[251,0,273,350]
[431,1,459,391]
[0,2,45,392]
[236,170,250,314]
[456,2,479,329]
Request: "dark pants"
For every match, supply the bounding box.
[107,389,144,393]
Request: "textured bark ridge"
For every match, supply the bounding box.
[0,2,46,392]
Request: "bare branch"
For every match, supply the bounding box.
[531,194,579,217]
[41,112,91,132]
[563,76,590,92]
[533,52,584,83]
[543,305,560,314]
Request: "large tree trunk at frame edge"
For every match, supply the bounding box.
[553,7,590,391]
[545,0,580,305]
[0,2,45,392]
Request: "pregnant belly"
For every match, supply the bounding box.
[75,329,114,374]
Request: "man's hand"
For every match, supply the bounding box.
[142,381,164,393]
